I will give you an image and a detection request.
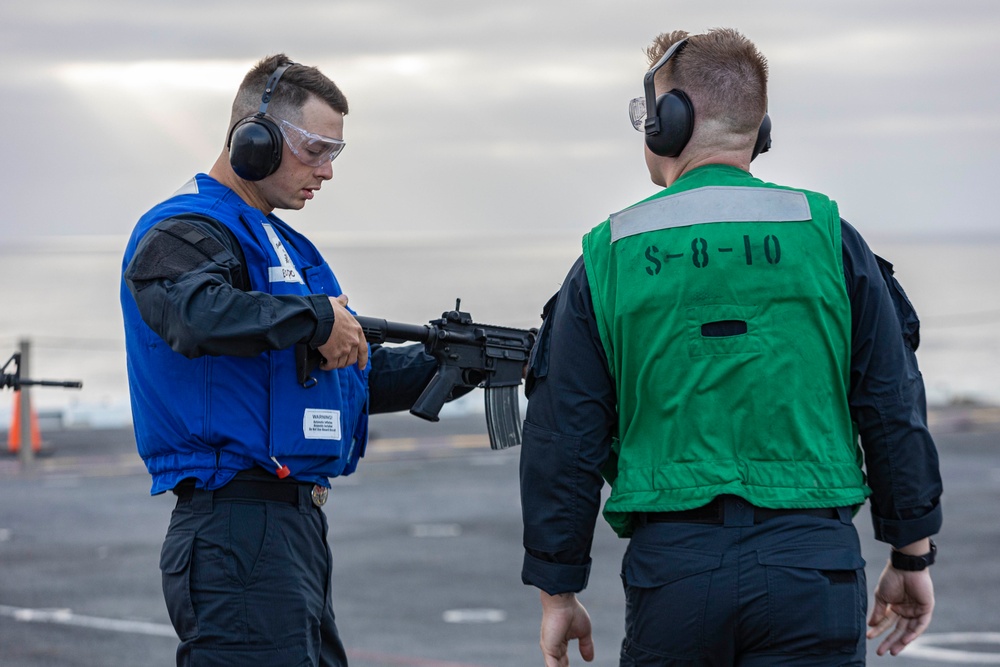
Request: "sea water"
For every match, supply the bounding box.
[2,232,998,428]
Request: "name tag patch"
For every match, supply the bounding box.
[303,409,341,440]
[263,223,305,284]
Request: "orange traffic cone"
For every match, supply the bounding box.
[7,391,42,454]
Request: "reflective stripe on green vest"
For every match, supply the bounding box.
[583,165,869,538]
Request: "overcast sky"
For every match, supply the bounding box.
[3,0,999,243]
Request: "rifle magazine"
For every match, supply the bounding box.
[484,385,522,450]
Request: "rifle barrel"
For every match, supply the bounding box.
[19,379,84,388]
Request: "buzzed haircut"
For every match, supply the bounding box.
[646,28,768,136]
[229,54,349,130]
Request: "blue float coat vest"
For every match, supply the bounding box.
[121,174,369,495]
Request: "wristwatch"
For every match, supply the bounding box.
[891,540,937,571]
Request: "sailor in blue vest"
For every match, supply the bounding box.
[121,54,462,666]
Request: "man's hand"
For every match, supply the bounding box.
[318,294,369,370]
[539,591,594,667]
[867,558,935,656]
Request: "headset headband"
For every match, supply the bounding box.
[643,38,690,137]
[257,63,293,116]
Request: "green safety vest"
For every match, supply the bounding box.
[582,164,870,537]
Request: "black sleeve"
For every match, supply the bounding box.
[124,215,333,358]
[842,219,943,547]
[519,256,617,595]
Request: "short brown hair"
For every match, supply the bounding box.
[229,54,348,129]
[646,28,768,136]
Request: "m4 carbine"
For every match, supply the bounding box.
[2,352,83,391]
[296,300,536,450]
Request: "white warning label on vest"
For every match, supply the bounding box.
[263,223,305,284]
[303,409,341,440]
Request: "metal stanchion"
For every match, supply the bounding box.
[18,339,34,465]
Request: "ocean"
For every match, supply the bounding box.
[2,232,998,429]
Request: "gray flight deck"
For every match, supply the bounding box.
[1,407,999,666]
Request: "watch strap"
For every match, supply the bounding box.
[891,539,936,571]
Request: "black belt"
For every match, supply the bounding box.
[173,472,327,507]
[644,497,840,525]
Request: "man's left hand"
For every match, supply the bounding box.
[867,562,935,656]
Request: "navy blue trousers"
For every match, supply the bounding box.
[619,497,867,666]
[160,485,348,666]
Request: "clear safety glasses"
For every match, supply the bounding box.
[278,118,346,166]
[628,97,647,132]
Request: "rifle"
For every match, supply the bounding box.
[296,300,536,450]
[1,352,83,391]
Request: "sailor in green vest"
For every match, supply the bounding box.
[519,28,942,666]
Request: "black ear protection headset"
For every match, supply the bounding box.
[643,37,772,161]
[227,63,294,181]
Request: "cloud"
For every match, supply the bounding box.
[1,0,999,240]
[51,60,250,93]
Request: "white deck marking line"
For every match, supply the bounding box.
[0,605,177,637]
[905,632,1000,663]
[1,604,494,666]
[442,608,506,623]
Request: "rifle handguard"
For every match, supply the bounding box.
[357,317,433,345]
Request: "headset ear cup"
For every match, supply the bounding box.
[646,89,694,158]
[751,113,772,162]
[228,116,284,181]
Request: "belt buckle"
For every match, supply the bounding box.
[310,484,328,507]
